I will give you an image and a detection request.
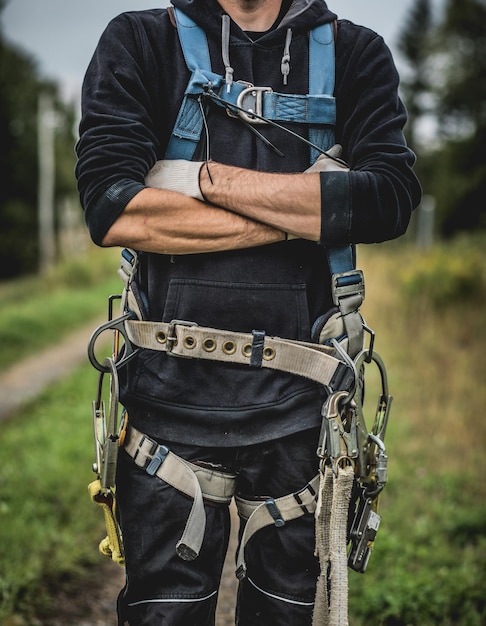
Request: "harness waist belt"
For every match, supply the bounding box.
[125,319,353,392]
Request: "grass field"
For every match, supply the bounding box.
[0,238,485,624]
[0,246,120,371]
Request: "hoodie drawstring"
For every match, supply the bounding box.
[281,28,292,85]
[222,15,234,93]
[221,17,293,90]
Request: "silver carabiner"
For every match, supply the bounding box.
[92,357,121,491]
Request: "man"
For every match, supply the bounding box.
[76,0,421,623]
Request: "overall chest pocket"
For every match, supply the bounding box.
[162,279,311,342]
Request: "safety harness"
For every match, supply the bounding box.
[87,9,391,625]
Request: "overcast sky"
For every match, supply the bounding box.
[2,0,444,103]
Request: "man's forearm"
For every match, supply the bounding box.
[101,186,285,254]
[200,162,322,241]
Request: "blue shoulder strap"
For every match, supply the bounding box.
[308,21,335,164]
[307,21,356,282]
[167,8,336,164]
[167,8,358,290]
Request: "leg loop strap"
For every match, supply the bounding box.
[234,475,320,580]
[124,425,236,560]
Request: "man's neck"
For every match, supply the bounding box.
[217,0,283,32]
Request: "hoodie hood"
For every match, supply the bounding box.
[170,0,336,90]
[171,0,337,43]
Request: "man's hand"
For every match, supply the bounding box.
[145,159,205,201]
[305,144,349,174]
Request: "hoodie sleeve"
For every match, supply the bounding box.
[75,12,165,245]
[319,22,422,245]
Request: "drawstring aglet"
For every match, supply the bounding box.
[225,68,234,93]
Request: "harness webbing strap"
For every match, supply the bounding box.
[235,475,320,579]
[124,425,238,506]
[313,464,354,626]
[124,319,353,391]
[166,7,336,162]
[124,424,322,575]
[309,19,335,164]
[174,7,211,71]
[124,424,235,561]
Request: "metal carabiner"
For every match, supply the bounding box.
[317,390,359,475]
[87,312,138,373]
[92,357,121,491]
[343,348,390,407]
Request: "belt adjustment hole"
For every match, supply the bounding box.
[156,331,167,344]
[222,341,236,355]
[183,336,196,349]
[263,347,276,361]
[203,338,217,352]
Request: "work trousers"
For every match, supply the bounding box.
[115,426,321,625]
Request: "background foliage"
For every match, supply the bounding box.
[398,0,486,237]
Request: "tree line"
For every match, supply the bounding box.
[0,0,484,280]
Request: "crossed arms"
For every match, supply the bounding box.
[101,162,323,255]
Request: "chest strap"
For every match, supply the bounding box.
[166,7,336,163]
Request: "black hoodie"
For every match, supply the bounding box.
[76,0,421,446]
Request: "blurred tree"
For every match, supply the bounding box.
[398,0,486,237]
[438,0,486,135]
[0,5,78,280]
[397,0,434,151]
[432,0,486,235]
[0,38,41,276]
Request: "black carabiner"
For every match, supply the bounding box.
[87,312,139,373]
[342,349,389,407]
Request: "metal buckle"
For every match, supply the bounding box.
[166,319,198,357]
[331,269,365,306]
[236,85,272,125]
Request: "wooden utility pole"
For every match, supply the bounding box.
[416,195,436,251]
[38,92,56,274]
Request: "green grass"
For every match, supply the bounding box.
[347,238,486,625]
[0,246,121,371]
[0,239,485,624]
[0,361,106,622]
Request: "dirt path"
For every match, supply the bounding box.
[0,317,105,422]
[0,319,238,624]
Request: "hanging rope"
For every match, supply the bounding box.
[313,463,354,626]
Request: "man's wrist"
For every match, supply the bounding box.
[199,160,216,203]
